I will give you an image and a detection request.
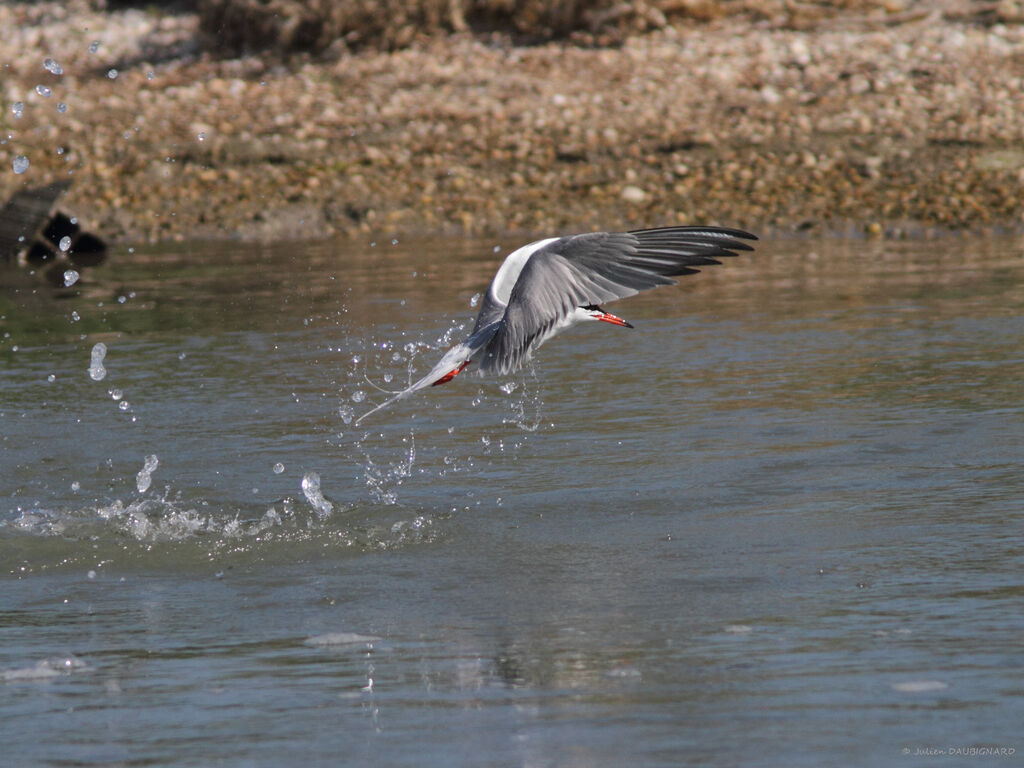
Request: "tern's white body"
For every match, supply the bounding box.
[355,225,756,424]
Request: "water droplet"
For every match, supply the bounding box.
[59,236,72,252]
[469,292,481,307]
[499,381,518,394]
[109,388,123,401]
[107,69,118,80]
[351,390,366,403]
[12,155,29,174]
[43,58,63,75]
[301,471,334,518]
[338,405,354,424]
[391,238,399,245]
[87,570,97,580]
[47,374,56,383]
[71,481,80,492]
[146,71,155,80]
[197,132,206,142]
[136,454,158,493]
[88,342,107,381]
[63,269,79,286]
[118,400,130,411]
[12,101,23,118]
[35,85,52,98]
[57,102,67,114]
[70,310,80,322]
[88,41,100,54]
[383,373,393,383]
[272,462,285,474]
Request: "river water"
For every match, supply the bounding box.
[2,233,1022,766]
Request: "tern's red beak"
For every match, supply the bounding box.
[595,311,634,329]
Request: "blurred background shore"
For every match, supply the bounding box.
[3,0,1023,243]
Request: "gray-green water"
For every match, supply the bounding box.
[2,234,1022,766]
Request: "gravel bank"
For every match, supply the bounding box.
[3,2,1024,243]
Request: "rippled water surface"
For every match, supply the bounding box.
[2,234,1022,766]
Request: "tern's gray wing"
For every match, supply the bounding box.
[479,226,755,375]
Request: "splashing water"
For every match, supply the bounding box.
[88,343,107,381]
[13,155,29,174]
[136,454,159,493]
[301,472,334,519]
[1,656,87,683]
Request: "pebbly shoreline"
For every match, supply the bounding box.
[3,2,1024,244]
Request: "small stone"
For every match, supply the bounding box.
[621,185,646,203]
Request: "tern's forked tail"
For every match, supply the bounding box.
[353,342,476,425]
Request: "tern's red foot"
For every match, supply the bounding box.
[432,360,470,386]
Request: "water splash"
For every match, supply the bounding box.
[136,454,159,493]
[301,471,334,519]
[304,632,379,648]
[88,343,107,381]
[358,429,418,506]
[1,656,88,683]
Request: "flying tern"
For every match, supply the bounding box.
[355,225,756,424]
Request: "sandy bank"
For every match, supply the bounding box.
[2,2,1024,243]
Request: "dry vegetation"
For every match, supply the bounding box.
[195,0,1024,53]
